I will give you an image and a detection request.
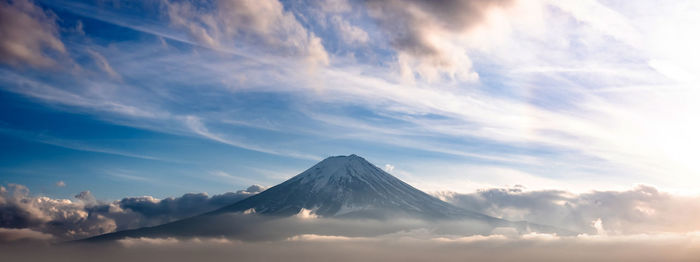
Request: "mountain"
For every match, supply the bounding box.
[210,154,493,220]
[82,155,571,242]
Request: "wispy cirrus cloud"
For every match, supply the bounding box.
[2,0,700,194]
[164,0,329,66]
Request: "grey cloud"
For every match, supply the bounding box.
[435,185,700,234]
[108,190,256,228]
[0,228,53,243]
[0,183,263,241]
[74,190,97,205]
[165,0,329,65]
[0,0,67,68]
[0,184,116,240]
[365,0,515,81]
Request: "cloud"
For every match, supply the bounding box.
[435,185,700,234]
[243,185,268,193]
[165,0,329,66]
[183,115,322,160]
[365,0,516,81]
[74,190,97,205]
[295,208,319,219]
[0,71,165,119]
[5,181,700,244]
[55,181,66,187]
[7,231,700,261]
[330,15,368,45]
[0,183,263,241]
[2,184,700,262]
[86,49,121,79]
[0,0,67,68]
[318,0,352,13]
[383,164,394,172]
[5,0,700,198]
[0,228,53,243]
[0,184,117,240]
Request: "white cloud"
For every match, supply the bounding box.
[295,208,319,219]
[86,49,121,79]
[383,164,395,172]
[330,15,368,45]
[318,0,352,13]
[5,0,700,193]
[0,71,163,119]
[437,185,700,235]
[592,218,606,236]
[165,0,329,66]
[210,170,262,186]
[184,116,321,160]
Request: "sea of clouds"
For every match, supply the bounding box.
[3,183,700,261]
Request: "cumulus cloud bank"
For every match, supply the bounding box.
[4,182,700,244]
[435,185,700,234]
[0,184,266,241]
[2,183,700,261]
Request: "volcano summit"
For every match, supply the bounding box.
[211,154,494,220]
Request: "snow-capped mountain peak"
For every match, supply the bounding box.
[211,154,488,219]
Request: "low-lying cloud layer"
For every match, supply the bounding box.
[435,185,700,234]
[3,183,700,261]
[5,232,700,262]
[0,184,265,242]
[3,183,700,243]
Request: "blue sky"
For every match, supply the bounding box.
[2,0,700,199]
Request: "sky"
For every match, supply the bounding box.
[2,0,700,201]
